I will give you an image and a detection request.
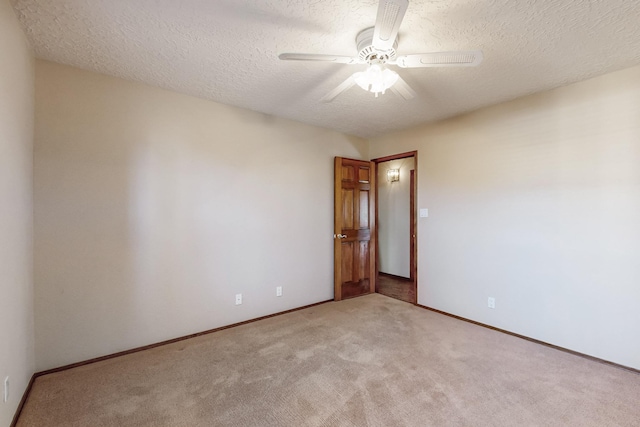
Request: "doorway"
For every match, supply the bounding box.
[373,152,417,304]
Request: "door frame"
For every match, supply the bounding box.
[372,151,418,304]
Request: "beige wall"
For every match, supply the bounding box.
[377,157,414,277]
[370,65,640,370]
[0,0,34,424]
[30,45,640,373]
[34,60,368,371]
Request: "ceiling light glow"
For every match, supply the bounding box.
[354,65,399,97]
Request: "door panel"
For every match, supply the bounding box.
[358,167,370,183]
[341,241,354,281]
[359,241,370,279]
[359,191,369,228]
[342,189,354,229]
[342,165,355,181]
[334,157,376,301]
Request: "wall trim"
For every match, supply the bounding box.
[416,304,640,375]
[10,374,36,427]
[37,299,332,377]
[372,151,417,163]
[12,299,332,425]
[17,298,636,424]
[378,271,411,281]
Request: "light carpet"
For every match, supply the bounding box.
[17,294,640,426]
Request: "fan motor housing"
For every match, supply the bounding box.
[356,27,398,64]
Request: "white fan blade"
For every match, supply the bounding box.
[278,53,360,64]
[321,74,358,102]
[390,75,416,100]
[372,0,409,51]
[394,51,484,68]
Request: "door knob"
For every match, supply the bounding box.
[334,234,347,239]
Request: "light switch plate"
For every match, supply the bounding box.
[420,208,429,218]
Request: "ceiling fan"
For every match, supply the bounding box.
[278,0,483,102]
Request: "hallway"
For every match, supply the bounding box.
[377,273,415,304]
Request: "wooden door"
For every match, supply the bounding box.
[334,157,376,301]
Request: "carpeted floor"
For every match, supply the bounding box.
[18,294,640,426]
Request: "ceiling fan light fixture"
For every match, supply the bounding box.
[354,65,399,97]
[278,0,483,102]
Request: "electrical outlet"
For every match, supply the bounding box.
[488,297,495,309]
[276,286,282,297]
[3,376,8,403]
[235,294,242,305]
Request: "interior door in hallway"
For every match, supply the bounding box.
[334,157,376,301]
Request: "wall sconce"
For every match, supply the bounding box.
[387,169,400,182]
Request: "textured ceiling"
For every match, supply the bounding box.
[11,0,640,138]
